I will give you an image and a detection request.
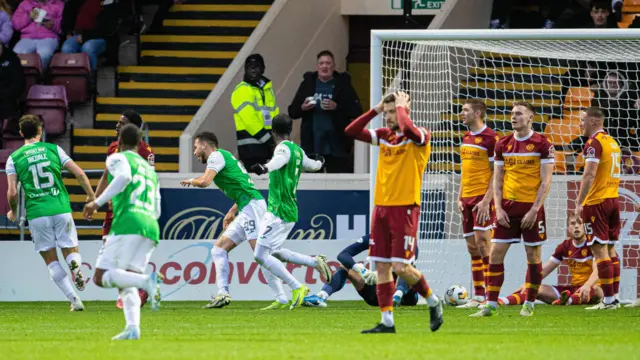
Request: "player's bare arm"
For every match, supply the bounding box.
[223,203,238,230]
[575,160,598,217]
[521,163,553,229]
[6,173,18,222]
[84,156,132,220]
[65,160,96,202]
[394,92,426,144]
[493,162,509,228]
[94,170,108,200]
[473,166,495,224]
[181,169,217,188]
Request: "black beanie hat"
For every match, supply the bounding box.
[245,54,265,69]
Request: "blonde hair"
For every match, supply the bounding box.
[0,0,12,16]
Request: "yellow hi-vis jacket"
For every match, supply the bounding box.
[231,79,279,159]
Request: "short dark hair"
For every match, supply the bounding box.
[383,93,396,103]
[317,50,334,61]
[119,123,141,148]
[584,106,605,119]
[512,101,536,115]
[272,114,293,135]
[19,114,42,140]
[121,109,142,128]
[591,0,610,11]
[464,99,487,117]
[195,131,219,147]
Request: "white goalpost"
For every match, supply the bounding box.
[369,29,640,301]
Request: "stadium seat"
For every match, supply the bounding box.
[563,87,593,110]
[17,53,43,100]
[554,151,568,174]
[543,116,582,146]
[2,118,22,151]
[24,85,68,137]
[0,148,13,169]
[49,53,91,103]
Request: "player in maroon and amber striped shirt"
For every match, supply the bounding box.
[94,110,154,309]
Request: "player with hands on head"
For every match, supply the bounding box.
[345,91,443,334]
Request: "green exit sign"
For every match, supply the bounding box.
[391,0,446,10]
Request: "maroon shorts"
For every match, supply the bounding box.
[582,198,621,246]
[492,200,546,246]
[369,205,419,264]
[461,195,495,237]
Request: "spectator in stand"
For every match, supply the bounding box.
[591,71,640,155]
[585,1,618,28]
[61,0,107,72]
[12,0,63,69]
[0,0,13,46]
[0,44,25,124]
[288,50,362,173]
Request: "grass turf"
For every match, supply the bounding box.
[2,301,640,359]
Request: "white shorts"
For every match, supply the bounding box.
[96,234,157,273]
[257,212,294,250]
[29,213,78,253]
[223,199,266,245]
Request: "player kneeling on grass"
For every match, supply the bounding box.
[6,115,95,311]
[498,213,603,307]
[304,234,419,308]
[84,124,163,340]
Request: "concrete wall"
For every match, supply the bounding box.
[180,0,348,172]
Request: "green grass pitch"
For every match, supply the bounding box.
[2,301,640,359]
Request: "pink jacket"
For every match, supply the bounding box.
[12,0,63,39]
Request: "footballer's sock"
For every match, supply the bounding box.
[65,252,82,273]
[212,246,230,295]
[102,269,148,289]
[481,256,489,300]
[471,256,486,299]
[611,255,621,298]
[376,281,395,327]
[501,292,524,305]
[262,268,287,304]
[47,261,77,301]
[317,290,329,300]
[525,262,543,303]
[411,274,439,307]
[396,276,410,296]
[321,267,348,298]
[486,263,505,308]
[271,248,317,268]
[255,245,301,290]
[120,287,141,328]
[596,258,615,304]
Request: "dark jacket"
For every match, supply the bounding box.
[0,46,25,121]
[288,71,362,155]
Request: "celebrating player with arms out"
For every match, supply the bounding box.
[498,213,603,306]
[345,92,443,334]
[180,131,327,309]
[6,115,95,311]
[250,114,330,310]
[84,124,162,340]
[575,107,621,310]
[472,102,555,318]
[94,109,154,309]
[457,99,499,309]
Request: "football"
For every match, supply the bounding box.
[444,285,469,306]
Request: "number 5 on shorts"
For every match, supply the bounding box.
[538,221,545,234]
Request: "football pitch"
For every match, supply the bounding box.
[2,301,640,360]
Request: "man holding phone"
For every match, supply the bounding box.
[288,50,362,173]
[12,0,63,69]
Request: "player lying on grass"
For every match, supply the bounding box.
[303,234,419,308]
[84,124,163,340]
[497,213,603,306]
[6,115,95,311]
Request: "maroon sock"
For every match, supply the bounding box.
[525,262,543,303]
[611,256,620,296]
[597,259,614,299]
[411,274,433,298]
[376,281,395,313]
[471,256,485,298]
[486,263,504,302]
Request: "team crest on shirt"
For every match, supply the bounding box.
[475,137,482,144]
[582,249,588,256]
[526,144,535,152]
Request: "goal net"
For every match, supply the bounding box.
[371,30,640,302]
